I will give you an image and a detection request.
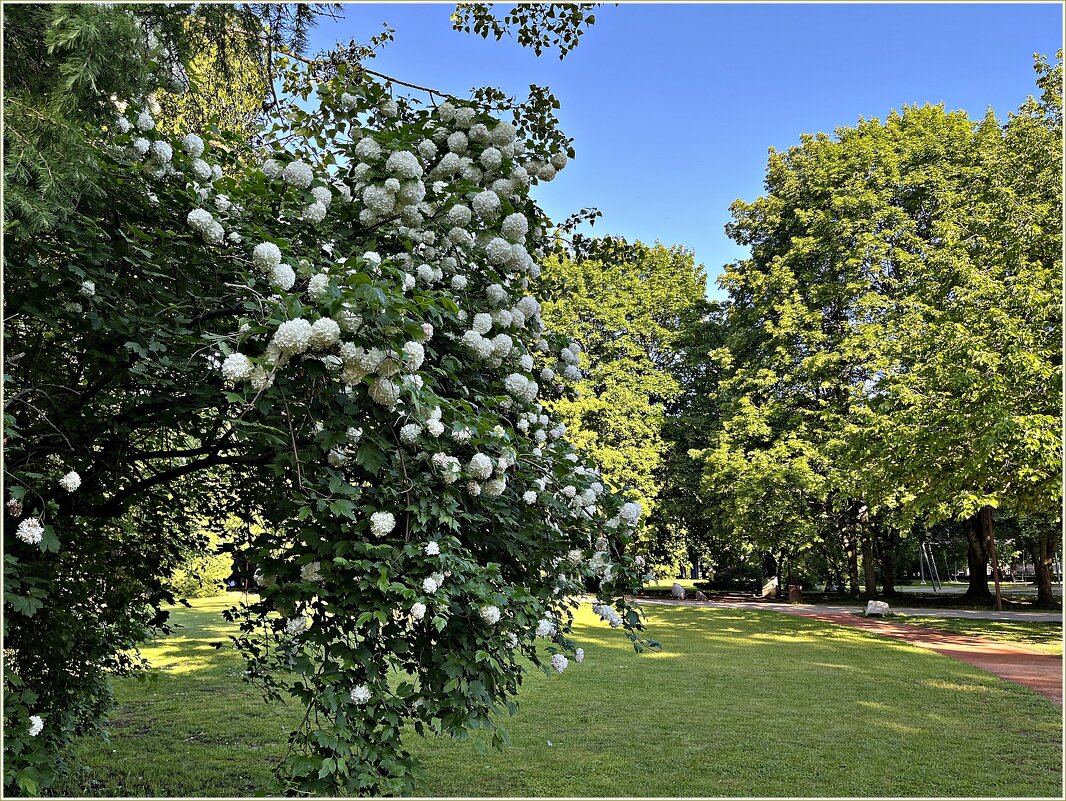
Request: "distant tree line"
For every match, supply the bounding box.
[545,53,1062,608]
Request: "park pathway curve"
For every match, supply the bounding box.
[639,598,1063,705]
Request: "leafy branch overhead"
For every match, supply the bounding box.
[452,3,601,59]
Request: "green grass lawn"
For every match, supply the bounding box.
[642,577,704,591]
[888,615,1064,655]
[55,594,1062,797]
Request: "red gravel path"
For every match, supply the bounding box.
[779,607,1063,705]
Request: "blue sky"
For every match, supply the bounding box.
[306,2,1063,298]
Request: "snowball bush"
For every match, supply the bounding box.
[79,56,654,797]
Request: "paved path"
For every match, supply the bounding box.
[640,598,1063,705]
[640,596,1063,621]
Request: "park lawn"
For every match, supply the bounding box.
[642,577,704,591]
[55,595,1062,798]
[888,615,1064,655]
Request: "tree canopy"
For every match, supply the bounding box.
[3,4,652,796]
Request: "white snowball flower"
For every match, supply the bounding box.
[58,471,81,493]
[536,619,556,638]
[400,423,422,446]
[301,201,328,223]
[487,283,509,306]
[620,501,643,525]
[504,373,537,404]
[270,263,296,291]
[575,648,585,663]
[202,220,224,245]
[424,541,440,556]
[418,139,438,160]
[422,576,440,594]
[484,237,512,265]
[410,601,427,621]
[593,603,623,628]
[472,313,493,335]
[446,131,468,154]
[370,511,396,537]
[308,318,341,350]
[462,331,494,360]
[354,136,382,162]
[311,185,332,207]
[501,213,529,243]
[472,189,501,219]
[350,684,372,705]
[307,273,330,302]
[282,160,314,188]
[483,476,506,497]
[416,263,435,285]
[479,146,503,171]
[28,716,44,737]
[550,653,569,673]
[338,92,359,111]
[467,453,494,480]
[402,341,425,372]
[190,158,212,181]
[479,605,501,625]
[536,161,557,181]
[262,158,282,178]
[492,309,514,330]
[453,107,475,128]
[437,101,457,122]
[426,419,445,437]
[80,280,96,298]
[522,490,537,505]
[451,274,469,291]
[149,140,172,163]
[446,204,472,227]
[15,518,44,545]
[136,110,155,131]
[488,120,516,146]
[285,617,308,635]
[386,150,423,179]
[271,318,313,354]
[221,352,254,383]
[252,242,282,271]
[132,137,150,157]
[179,131,203,156]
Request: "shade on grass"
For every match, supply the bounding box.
[56,595,1062,797]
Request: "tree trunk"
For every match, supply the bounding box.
[844,531,860,597]
[861,530,878,599]
[1034,527,1060,609]
[880,532,897,596]
[961,512,992,600]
